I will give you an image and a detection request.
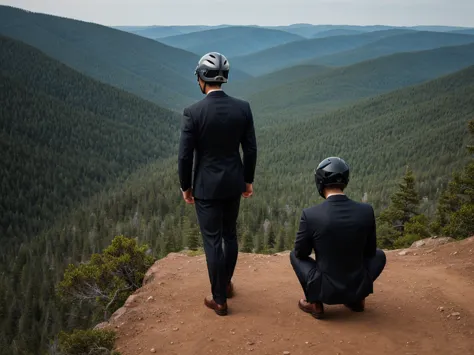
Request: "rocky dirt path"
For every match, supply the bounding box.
[111,237,474,355]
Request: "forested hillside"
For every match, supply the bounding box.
[311,31,474,66]
[0,6,250,110]
[248,43,474,120]
[0,36,183,354]
[157,26,304,57]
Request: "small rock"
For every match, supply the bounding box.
[150,348,156,353]
[398,250,410,256]
[438,306,444,312]
[247,341,255,346]
[94,322,109,330]
[453,251,458,256]
[451,312,461,317]
[173,327,179,331]
[283,351,291,355]
[147,296,154,302]
[124,294,139,307]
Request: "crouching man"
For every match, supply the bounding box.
[290,157,386,319]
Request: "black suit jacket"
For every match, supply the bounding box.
[294,195,377,304]
[178,90,257,200]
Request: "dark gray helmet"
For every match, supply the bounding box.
[314,157,350,198]
[194,52,230,83]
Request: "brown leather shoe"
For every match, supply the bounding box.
[204,296,228,316]
[298,299,324,319]
[227,282,234,299]
[345,299,365,312]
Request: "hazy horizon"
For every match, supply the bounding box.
[1,0,473,27]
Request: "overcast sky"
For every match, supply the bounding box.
[1,0,473,27]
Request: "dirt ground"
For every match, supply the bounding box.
[111,237,474,355]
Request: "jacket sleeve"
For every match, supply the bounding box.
[364,206,377,258]
[241,102,257,184]
[294,210,313,258]
[178,107,196,191]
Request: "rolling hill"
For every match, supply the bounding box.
[226,64,333,97]
[310,31,474,67]
[0,6,250,110]
[157,26,304,57]
[247,43,474,121]
[231,29,414,75]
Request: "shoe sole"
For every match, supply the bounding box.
[214,308,228,316]
[204,301,228,316]
[298,301,324,319]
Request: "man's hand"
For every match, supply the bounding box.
[182,188,195,204]
[242,183,253,198]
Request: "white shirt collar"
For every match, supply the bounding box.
[207,88,223,95]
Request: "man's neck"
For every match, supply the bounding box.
[324,189,345,199]
[206,87,222,94]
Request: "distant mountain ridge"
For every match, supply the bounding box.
[309,31,474,66]
[157,26,304,57]
[231,29,415,75]
[117,24,474,39]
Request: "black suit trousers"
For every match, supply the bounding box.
[290,249,387,303]
[194,196,241,305]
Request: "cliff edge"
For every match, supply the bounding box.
[104,237,474,355]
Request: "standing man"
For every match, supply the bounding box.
[290,157,386,319]
[178,52,257,316]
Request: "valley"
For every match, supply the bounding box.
[0,4,473,355]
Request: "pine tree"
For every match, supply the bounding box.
[241,229,254,253]
[379,166,420,233]
[377,166,428,248]
[182,216,199,251]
